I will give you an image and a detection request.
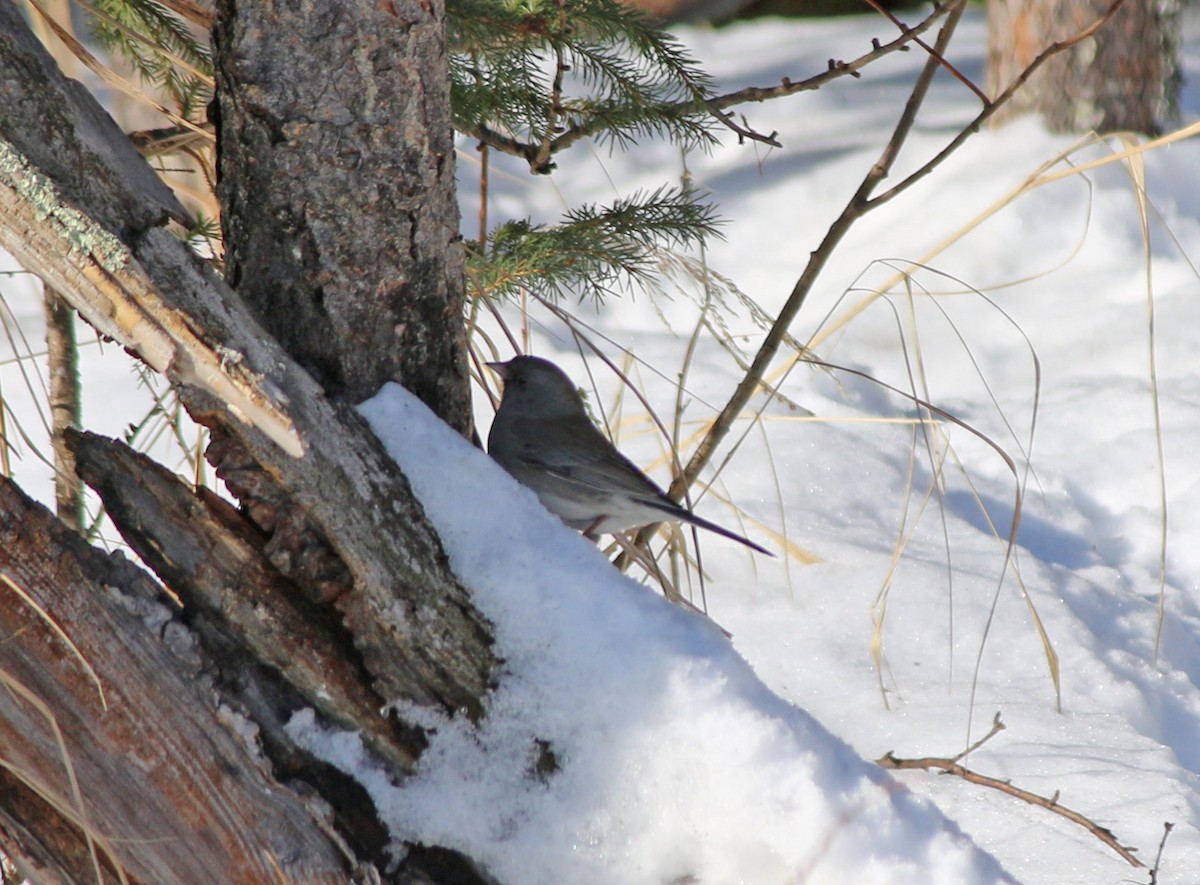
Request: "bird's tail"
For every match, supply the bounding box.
[642,498,773,556]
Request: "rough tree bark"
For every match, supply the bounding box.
[212,0,473,431]
[987,0,1181,135]
[0,0,498,880]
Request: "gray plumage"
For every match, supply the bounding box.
[487,356,770,555]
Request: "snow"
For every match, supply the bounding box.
[354,384,1012,883]
[6,5,1200,883]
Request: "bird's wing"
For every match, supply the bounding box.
[510,415,670,500]
[501,415,772,554]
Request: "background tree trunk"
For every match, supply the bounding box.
[212,0,474,433]
[986,0,1181,135]
[45,288,83,532]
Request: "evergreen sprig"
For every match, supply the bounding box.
[87,0,212,118]
[449,0,718,170]
[469,186,724,302]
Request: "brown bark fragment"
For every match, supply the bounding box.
[0,476,352,884]
[69,428,425,771]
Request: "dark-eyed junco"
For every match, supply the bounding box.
[487,356,770,555]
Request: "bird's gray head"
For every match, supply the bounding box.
[489,356,586,419]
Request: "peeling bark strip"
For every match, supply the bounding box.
[0,138,303,458]
[0,476,352,884]
[0,5,302,457]
[0,0,495,718]
[213,0,474,433]
[68,429,424,774]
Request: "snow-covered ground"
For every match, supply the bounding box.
[5,6,1200,883]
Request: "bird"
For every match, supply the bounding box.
[487,355,771,555]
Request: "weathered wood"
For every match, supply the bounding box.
[0,0,495,720]
[213,0,474,432]
[0,763,114,885]
[45,288,84,531]
[0,476,352,884]
[68,428,423,774]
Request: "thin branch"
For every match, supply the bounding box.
[467,1,953,166]
[878,746,1143,868]
[705,1,952,114]
[859,0,986,101]
[866,0,1128,210]
[1149,822,1174,884]
[656,1,966,513]
[951,710,1005,762]
[709,107,779,148]
[664,0,1128,508]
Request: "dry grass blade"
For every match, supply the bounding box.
[871,434,947,708]
[1114,133,1170,663]
[1032,119,1200,187]
[824,117,1200,334]
[0,666,126,884]
[810,261,1057,713]
[945,441,1061,715]
[0,294,52,439]
[809,277,1053,711]
[0,574,106,711]
[0,758,132,884]
[808,144,1091,350]
[24,0,209,139]
[802,355,1056,714]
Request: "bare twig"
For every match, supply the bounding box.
[652,1,965,517]
[1148,821,1173,883]
[664,0,1128,507]
[709,108,779,149]
[951,710,1005,762]
[860,0,986,101]
[866,0,1128,211]
[878,730,1144,869]
[465,1,954,167]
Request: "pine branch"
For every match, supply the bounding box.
[83,0,213,113]
[449,0,716,172]
[467,186,722,301]
[456,0,953,165]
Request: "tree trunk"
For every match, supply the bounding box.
[0,0,499,879]
[211,0,474,432]
[986,0,1181,135]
